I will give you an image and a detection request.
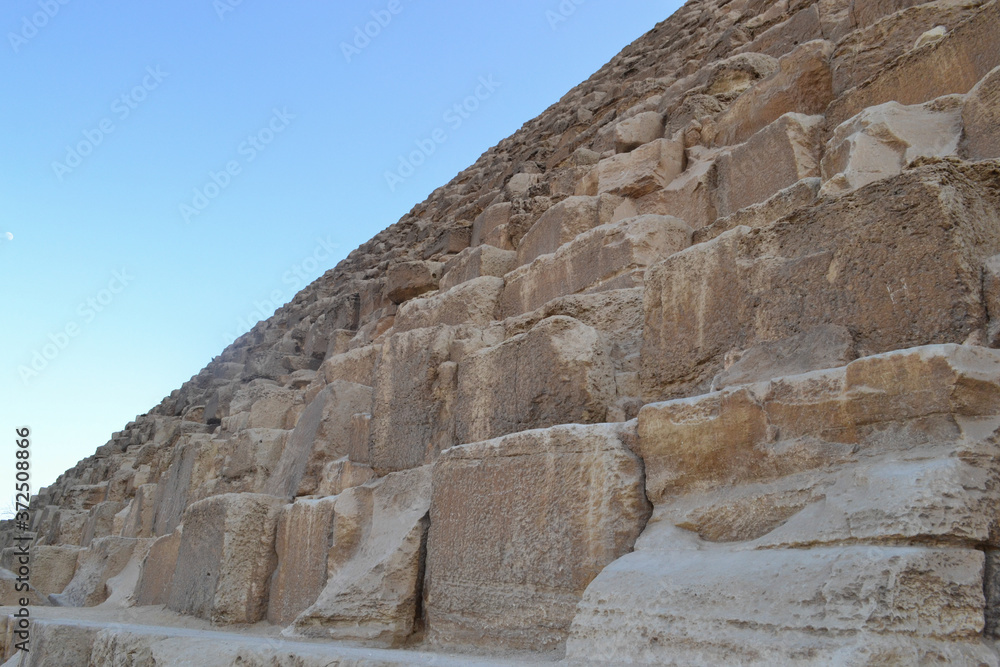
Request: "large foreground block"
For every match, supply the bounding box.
[167,493,285,624]
[426,423,651,651]
[292,467,431,645]
[267,497,337,626]
[640,160,1000,399]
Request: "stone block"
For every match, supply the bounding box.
[516,194,622,266]
[439,244,516,291]
[597,139,685,198]
[426,423,650,651]
[385,261,444,304]
[962,64,1000,160]
[267,497,337,626]
[395,276,504,332]
[613,111,665,153]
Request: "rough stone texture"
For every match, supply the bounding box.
[167,494,284,624]
[713,40,834,147]
[641,161,1000,400]
[10,0,1000,663]
[501,215,692,318]
[455,316,616,445]
[963,64,1000,160]
[712,112,822,217]
[267,498,336,626]
[597,139,685,198]
[426,423,650,651]
[822,96,964,194]
[292,467,431,646]
[0,545,80,597]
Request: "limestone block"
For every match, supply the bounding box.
[641,161,1000,399]
[267,381,372,498]
[45,510,88,546]
[694,177,820,244]
[501,215,692,318]
[60,484,107,511]
[712,112,823,217]
[314,457,376,496]
[229,380,300,430]
[320,344,379,387]
[385,261,444,304]
[455,316,616,445]
[567,541,988,665]
[439,244,516,291]
[597,138,685,198]
[120,483,157,538]
[292,467,431,646]
[737,4,823,58]
[267,497,337,626]
[80,501,125,547]
[613,111,665,153]
[167,493,285,624]
[471,202,512,247]
[369,325,466,474]
[962,65,1000,160]
[426,423,650,651]
[827,0,1000,126]
[132,532,180,611]
[822,97,963,195]
[711,324,856,390]
[516,194,622,265]
[714,40,834,147]
[56,536,141,607]
[0,546,80,597]
[395,276,504,332]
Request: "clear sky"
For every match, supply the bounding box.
[0,0,682,512]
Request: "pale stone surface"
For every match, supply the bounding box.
[267,498,336,626]
[0,546,80,597]
[516,194,622,266]
[501,215,692,318]
[120,483,157,538]
[641,161,1000,400]
[597,139,684,198]
[439,245,516,291]
[426,423,650,651]
[134,530,181,607]
[267,381,372,498]
[56,537,142,607]
[821,97,964,194]
[712,112,822,217]
[395,276,504,332]
[613,111,664,153]
[455,316,616,445]
[168,494,284,624]
[963,65,1000,160]
[320,344,378,386]
[292,467,431,646]
[694,177,820,244]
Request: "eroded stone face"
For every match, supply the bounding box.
[425,423,650,651]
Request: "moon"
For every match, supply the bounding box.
[4,232,12,241]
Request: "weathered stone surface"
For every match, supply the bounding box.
[56,537,141,607]
[426,423,650,651]
[501,215,692,318]
[714,40,834,147]
[439,245,516,291]
[963,65,1000,160]
[134,530,181,607]
[827,0,1000,127]
[516,194,621,266]
[168,494,284,624]
[455,316,616,445]
[693,177,821,244]
[267,498,336,626]
[267,381,373,498]
[292,467,431,645]
[320,344,378,386]
[597,139,684,198]
[822,97,964,194]
[471,203,511,248]
[613,111,664,153]
[395,276,504,332]
[385,261,444,304]
[712,112,822,217]
[641,161,1000,400]
[1,546,80,597]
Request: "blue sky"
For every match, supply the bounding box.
[0,0,682,509]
